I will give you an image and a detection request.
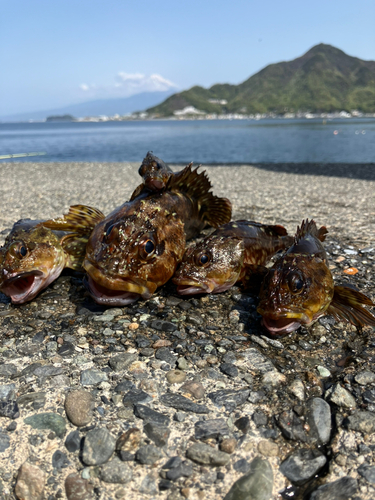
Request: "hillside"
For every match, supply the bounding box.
[147,44,375,116]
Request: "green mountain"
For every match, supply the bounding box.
[147,44,375,116]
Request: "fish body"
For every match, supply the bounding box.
[173,220,293,295]
[0,206,104,304]
[83,165,232,306]
[257,219,375,336]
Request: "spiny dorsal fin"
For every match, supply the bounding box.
[43,205,105,235]
[327,285,375,328]
[295,219,327,244]
[60,233,89,270]
[167,163,213,198]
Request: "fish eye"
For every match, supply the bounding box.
[139,236,157,260]
[144,240,155,254]
[195,251,211,267]
[9,242,28,259]
[106,224,115,237]
[288,271,305,294]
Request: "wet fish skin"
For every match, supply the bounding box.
[257,219,375,337]
[0,205,104,304]
[83,165,232,306]
[173,220,293,295]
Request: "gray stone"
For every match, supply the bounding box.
[309,476,358,500]
[144,422,170,447]
[233,458,251,473]
[155,347,177,366]
[52,450,70,470]
[306,397,331,445]
[109,352,138,371]
[136,444,164,465]
[344,411,375,434]
[58,342,75,357]
[65,473,93,500]
[80,369,108,385]
[358,464,375,484]
[114,380,136,393]
[134,404,170,425]
[279,448,327,485]
[241,348,276,373]
[224,457,273,500]
[150,320,178,332]
[123,388,152,406]
[0,364,17,376]
[24,412,66,438]
[65,389,95,427]
[0,400,19,419]
[220,363,239,378]
[186,443,230,466]
[99,457,133,483]
[207,388,250,411]
[17,392,46,408]
[15,462,45,500]
[166,462,193,481]
[325,384,356,408]
[139,472,159,495]
[195,418,231,440]
[65,430,81,453]
[160,392,209,413]
[0,433,10,452]
[277,410,308,442]
[82,428,116,465]
[33,365,64,377]
[354,370,375,385]
[0,383,16,400]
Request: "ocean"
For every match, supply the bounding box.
[1,118,375,164]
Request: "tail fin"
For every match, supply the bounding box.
[327,285,375,328]
[43,205,105,235]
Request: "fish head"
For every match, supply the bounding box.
[173,235,244,295]
[257,254,334,337]
[0,225,66,304]
[84,205,186,306]
[138,152,172,191]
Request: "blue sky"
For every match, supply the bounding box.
[2,0,375,115]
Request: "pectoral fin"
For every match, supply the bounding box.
[327,285,375,328]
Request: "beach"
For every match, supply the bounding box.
[0,162,375,500]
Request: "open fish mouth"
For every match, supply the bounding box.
[83,275,145,306]
[173,277,215,295]
[0,270,45,304]
[258,308,312,336]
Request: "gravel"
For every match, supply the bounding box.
[1,161,375,499]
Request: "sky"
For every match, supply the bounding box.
[1,0,375,116]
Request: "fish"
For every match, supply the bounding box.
[81,164,232,306]
[257,219,375,337]
[173,220,293,295]
[130,151,174,199]
[0,205,104,304]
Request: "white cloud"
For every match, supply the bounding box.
[79,73,177,98]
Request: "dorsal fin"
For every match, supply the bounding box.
[43,205,105,235]
[295,219,327,243]
[167,163,231,227]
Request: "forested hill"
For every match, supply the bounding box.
[147,44,375,116]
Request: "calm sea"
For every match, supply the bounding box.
[1,118,375,163]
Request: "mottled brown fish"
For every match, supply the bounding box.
[0,205,104,304]
[257,219,375,337]
[173,220,293,295]
[131,151,174,197]
[81,164,232,305]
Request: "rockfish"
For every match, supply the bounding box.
[257,219,375,337]
[173,220,293,295]
[130,151,174,199]
[81,164,232,306]
[0,205,104,304]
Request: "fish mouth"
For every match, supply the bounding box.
[257,307,312,336]
[83,260,156,306]
[146,179,165,191]
[173,277,215,295]
[0,270,45,304]
[83,275,143,306]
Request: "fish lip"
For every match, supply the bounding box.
[173,277,214,295]
[83,259,154,298]
[261,317,302,337]
[0,270,45,304]
[83,276,143,306]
